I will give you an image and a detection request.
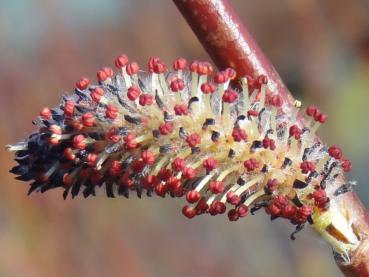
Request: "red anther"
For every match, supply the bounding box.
[49,124,62,135]
[266,203,281,217]
[266,195,289,217]
[203,157,218,172]
[159,122,174,135]
[186,190,200,203]
[195,62,213,76]
[141,150,155,165]
[243,158,259,172]
[90,87,104,103]
[289,124,302,140]
[82,112,95,127]
[173,58,187,71]
[64,100,75,117]
[155,182,167,197]
[265,179,278,194]
[131,160,145,173]
[200,82,216,94]
[72,134,86,150]
[204,62,213,75]
[300,161,316,174]
[124,133,137,150]
[306,105,318,117]
[196,62,206,75]
[148,57,159,73]
[120,174,134,188]
[214,71,228,84]
[189,60,200,73]
[153,61,167,74]
[232,127,247,142]
[250,158,259,170]
[75,77,90,90]
[122,131,134,141]
[274,195,289,207]
[40,107,52,119]
[126,62,140,75]
[225,68,237,80]
[97,69,108,82]
[209,181,225,194]
[195,197,209,214]
[281,205,296,219]
[185,133,201,147]
[139,93,154,106]
[110,134,121,143]
[316,112,328,123]
[174,104,189,116]
[63,147,76,161]
[106,127,120,143]
[257,74,268,85]
[142,175,159,189]
[270,95,282,107]
[328,145,342,160]
[313,189,329,208]
[170,78,185,92]
[228,209,239,221]
[247,109,259,117]
[226,191,241,205]
[262,137,270,149]
[105,104,119,120]
[182,167,196,179]
[148,57,167,74]
[157,168,172,181]
[237,204,248,217]
[262,137,276,150]
[209,200,226,215]
[171,157,186,171]
[109,160,122,176]
[215,201,226,214]
[216,201,226,214]
[165,176,182,193]
[313,110,321,121]
[115,54,128,68]
[208,204,219,216]
[341,157,352,172]
[87,153,97,167]
[103,67,113,78]
[167,177,182,193]
[295,205,313,224]
[182,205,196,219]
[127,86,141,101]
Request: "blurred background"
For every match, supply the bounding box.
[0,0,368,276]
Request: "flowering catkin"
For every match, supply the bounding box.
[8,55,353,235]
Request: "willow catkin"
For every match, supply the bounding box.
[8,55,354,240]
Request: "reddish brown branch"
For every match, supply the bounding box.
[173,0,369,276]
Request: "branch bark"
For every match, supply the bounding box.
[173,0,369,276]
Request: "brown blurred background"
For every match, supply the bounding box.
[1,0,369,276]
